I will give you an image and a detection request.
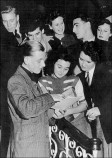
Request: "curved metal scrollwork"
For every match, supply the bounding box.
[49,124,93,158]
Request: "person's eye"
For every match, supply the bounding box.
[58,66,61,68]
[36,32,40,35]
[64,68,69,71]
[97,28,100,31]
[87,61,91,64]
[79,58,83,61]
[3,20,6,23]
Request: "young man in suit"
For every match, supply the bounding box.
[78,41,112,158]
[1,4,25,45]
[1,3,25,157]
[72,13,96,75]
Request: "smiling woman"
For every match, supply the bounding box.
[47,9,76,51]
[39,45,92,138]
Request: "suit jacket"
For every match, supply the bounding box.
[7,66,55,157]
[78,64,112,143]
[96,39,112,67]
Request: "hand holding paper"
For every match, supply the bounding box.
[52,96,81,111]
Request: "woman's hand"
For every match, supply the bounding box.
[45,35,54,42]
[51,94,64,102]
[62,88,74,98]
[53,109,65,119]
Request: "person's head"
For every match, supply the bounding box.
[73,14,93,40]
[26,19,44,42]
[21,41,46,74]
[97,19,112,41]
[47,46,74,78]
[1,5,19,33]
[79,41,100,72]
[48,10,65,36]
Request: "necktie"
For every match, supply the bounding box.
[15,30,20,38]
[86,72,90,85]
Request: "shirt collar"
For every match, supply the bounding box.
[88,65,95,76]
[13,22,21,36]
[87,36,95,42]
[83,36,95,42]
[21,66,40,82]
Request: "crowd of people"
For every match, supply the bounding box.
[0,1,112,158]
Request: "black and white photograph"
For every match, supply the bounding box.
[0,0,112,157]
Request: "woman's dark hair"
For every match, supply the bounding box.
[98,19,112,33]
[48,9,65,26]
[80,41,101,62]
[45,45,75,76]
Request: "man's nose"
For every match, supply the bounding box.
[100,30,103,35]
[59,24,63,29]
[41,60,45,68]
[60,69,64,74]
[7,21,11,27]
[82,61,86,67]
[73,26,76,33]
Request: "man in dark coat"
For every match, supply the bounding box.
[0,3,25,157]
[78,41,112,158]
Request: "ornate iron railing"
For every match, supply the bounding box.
[49,118,101,158]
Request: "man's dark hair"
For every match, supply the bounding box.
[26,19,44,34]
[1,1,18,15]
[80,41,101,62]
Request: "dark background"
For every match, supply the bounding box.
[1,0,112,21]
[0,0,112,157]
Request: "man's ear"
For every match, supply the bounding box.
[24,56,29,65]
[86,21,91,28]
[17,15,19,22]
[49,25,52,30]
[109,33,112,37]
[42,29,44,34]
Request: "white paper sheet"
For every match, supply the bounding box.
[52,96,81,110]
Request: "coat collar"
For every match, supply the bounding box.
[16,66,43,95]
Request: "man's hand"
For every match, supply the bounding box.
[86,107,100,121]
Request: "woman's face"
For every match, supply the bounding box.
[51,16,65,35]
[97,23,112,41]
[54,59,70,78]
